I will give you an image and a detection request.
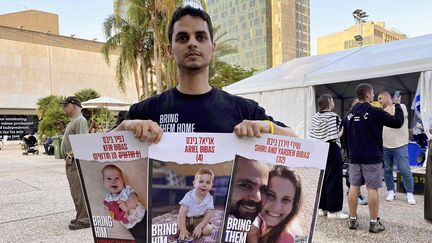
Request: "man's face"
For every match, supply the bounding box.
[228,157,270,221]
[378,93,391,108]
[62,103,74,117]
[168,15,215,72]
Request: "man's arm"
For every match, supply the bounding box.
[234,120,297,138]
[378,103,404,128]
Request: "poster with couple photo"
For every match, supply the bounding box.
[223,134,329,243]
[148,133,237,243]
[70,131,149,243]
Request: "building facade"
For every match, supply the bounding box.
[0,11,137,140]
[207,0,310,71]
[317,21,407,55]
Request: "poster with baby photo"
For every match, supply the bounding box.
[148,133,237,243]
[223,134,329,243]
[70,131,148,243]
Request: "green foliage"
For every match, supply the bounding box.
[74,89,100,102]
[92,109,116,132]
[36,95,63,120]
[37,89,102,137]
[210,63,257,89]
[37,101,69,137]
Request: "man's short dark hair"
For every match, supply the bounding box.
[356,83,373,100]
[168,6,214,44]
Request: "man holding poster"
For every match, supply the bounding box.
[114,5,297,140]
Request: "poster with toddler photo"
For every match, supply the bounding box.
[70,131,148,243]
[223,134,329,243]
[148,133,237,243]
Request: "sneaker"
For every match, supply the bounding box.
[385,190,395,201]
[358,194,368,205]
[318,209,327,217]
[407,193,416,205]
[369,218,385,233]
[70,219,77,224]
[327,211,349,219]
[348,217,358,230]
[68,221,90,230]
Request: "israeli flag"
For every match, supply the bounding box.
[411,84,421,118]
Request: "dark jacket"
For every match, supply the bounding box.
[343,102,404,164]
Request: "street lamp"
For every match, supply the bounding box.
[352,9,369,46]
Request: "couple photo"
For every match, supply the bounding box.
[226,156,319,243]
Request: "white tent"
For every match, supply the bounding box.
[224,34,432,139]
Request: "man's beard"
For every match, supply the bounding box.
[228,199,261,221]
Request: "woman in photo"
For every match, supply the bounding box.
[248,165,302,243]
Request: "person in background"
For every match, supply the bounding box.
[60,96,90,230]
[342,98,367,205]
[42,134,53,155]
[310,94,348,219]
[344,84,404,233]
[378,91,416,205]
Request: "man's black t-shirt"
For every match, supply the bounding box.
[126,87,285,133]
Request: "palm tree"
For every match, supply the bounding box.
[128,0,179,94]
[210,25,238,79]
[102,14,142,98]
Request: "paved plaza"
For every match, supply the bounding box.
[0,144,430,242]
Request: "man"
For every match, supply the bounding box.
[344,83,403,233]
[378,91,416,205]
[60,96,90,230]
[114,6,297,141]
[228,156,270,221]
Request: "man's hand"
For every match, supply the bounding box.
[192,225,203,238]
[234,120,269,138]
[113,120,163,144]
[65,157,74,165]
[394,95,401,104]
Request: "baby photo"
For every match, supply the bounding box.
[78,159,147,242]
[149,160,232,243]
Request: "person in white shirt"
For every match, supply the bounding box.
[378,91,416,205]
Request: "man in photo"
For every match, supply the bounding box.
[228,156,270,221]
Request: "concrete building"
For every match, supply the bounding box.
[0,9,59,35]
[317,21,407,55]
[207,0,310,71]
[0,10,137,140]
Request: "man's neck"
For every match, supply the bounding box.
[176,68,212,95]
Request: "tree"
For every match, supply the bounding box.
[102,15,144,98]
[37,95,68,137]
[210,63,256,89]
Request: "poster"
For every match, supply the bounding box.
[70,131,148,243]
[148,133,237,243]
[222,134,328,243]
[71,132,329,243]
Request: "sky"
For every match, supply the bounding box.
[1,0,431,55]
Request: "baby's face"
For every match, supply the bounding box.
[193,174,213,196]
[103,168,124,194]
